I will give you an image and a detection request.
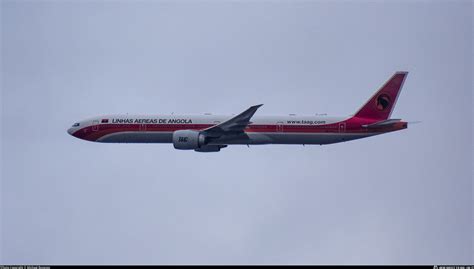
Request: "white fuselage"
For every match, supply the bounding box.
[67,114,386,146]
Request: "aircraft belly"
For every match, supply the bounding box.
[96,131,376,145]
[264,133,375,145]
[97,132,173,143]
[208,133,273,145]
[209,132,376,145]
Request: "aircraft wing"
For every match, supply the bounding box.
[202,104,263,137]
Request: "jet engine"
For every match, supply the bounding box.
[172,130,207,150]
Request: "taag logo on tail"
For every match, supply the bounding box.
[376,94,391,111]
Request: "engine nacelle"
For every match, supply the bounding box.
[172,130,206,150]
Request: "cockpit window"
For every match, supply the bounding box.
[72,123,80,127]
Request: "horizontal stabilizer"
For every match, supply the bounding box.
[362,119,402,128]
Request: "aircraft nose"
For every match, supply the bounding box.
[67,128,74,136]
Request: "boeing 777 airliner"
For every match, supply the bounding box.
[68,72,409,152]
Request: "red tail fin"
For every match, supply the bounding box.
[354,72,408,120]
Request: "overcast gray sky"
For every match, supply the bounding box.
[1,0,472,265]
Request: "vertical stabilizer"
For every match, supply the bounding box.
[354,72,408,120]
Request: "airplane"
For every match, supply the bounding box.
[67,71,409,152]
